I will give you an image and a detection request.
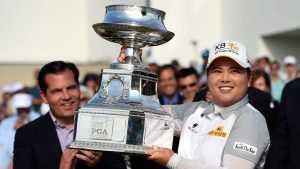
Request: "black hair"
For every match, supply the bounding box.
[157,64,179,80]
[83,73,99,86]
[38,61,79,93]
[178,67,199,79]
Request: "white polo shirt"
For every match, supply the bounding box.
[169,96,270,168]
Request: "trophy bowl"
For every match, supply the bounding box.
[93,5,175,48]
[69,5,175,155]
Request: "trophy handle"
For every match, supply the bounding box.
[123,47,142,65]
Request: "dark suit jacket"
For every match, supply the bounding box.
[265,78,300,169]
[14,113,126,169]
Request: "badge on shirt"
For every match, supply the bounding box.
[207,126,227,138]
[233,142,257,156]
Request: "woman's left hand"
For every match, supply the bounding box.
[147,146,175,166]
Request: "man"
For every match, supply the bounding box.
[157,65,183,105]
[178,67,200,103]
[265,78,300,169]
[282,55,297,81]
[0,93,40,169]
[148,40,269,168]
[13,61,126,169]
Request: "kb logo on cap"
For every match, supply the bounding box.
[215,42,239,55]
[215,42,239,51]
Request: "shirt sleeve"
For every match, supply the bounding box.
[224,108,270,164]
[166,153,256,169]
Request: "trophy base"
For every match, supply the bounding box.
[68,141,152,155]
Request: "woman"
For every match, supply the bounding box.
[148,40,270,169]
[250,69,279,136]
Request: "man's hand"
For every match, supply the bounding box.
[147,146,174,166]
[59,149,78,169]
[75,150,102,167]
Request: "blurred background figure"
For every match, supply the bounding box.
[198,49,209,88]
[157,64,183,105]
[79,85,94,106]
[171,60,181,71]
[0,85,14,122]
[82,73,99,94]
[255,54,270,73]
[283,55,297,81]
[0,93,40,169]
[250,69,279,136]
[270,60,286,102]
[178,67,200,103]
[146,56,159,74]
[28,69,43,114]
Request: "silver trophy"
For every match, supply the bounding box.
[69,5,175,154]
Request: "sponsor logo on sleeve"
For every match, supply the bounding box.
[233,142,257,155]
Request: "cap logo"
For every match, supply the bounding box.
[214,42,239,55]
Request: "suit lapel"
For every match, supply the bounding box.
[40,113,62,164]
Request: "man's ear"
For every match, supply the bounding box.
[40,91,49,104]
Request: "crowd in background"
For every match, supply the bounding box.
[0,47,299,169]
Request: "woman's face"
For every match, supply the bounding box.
[207,57,250,107]
[253,76,269,93]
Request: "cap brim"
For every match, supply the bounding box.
[206,54,249,69]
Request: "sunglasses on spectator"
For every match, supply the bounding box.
[180,82,197,90]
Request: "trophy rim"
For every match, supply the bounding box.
[93,23,175,47]
[106,4,166,16]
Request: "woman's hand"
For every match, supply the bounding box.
[147,146,175,166]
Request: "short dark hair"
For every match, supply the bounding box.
[38,61,79,93]
[251,69,271,89]
[178,67,199,79]
[157,64,178,80]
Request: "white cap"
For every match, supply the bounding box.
[147,56,157,65]
[12,82,25,93]
[12,93,32,109]
[206,40,250,69]
[283,55,297,65]
[2,85,14,93]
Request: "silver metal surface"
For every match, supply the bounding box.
[69,5,175,155]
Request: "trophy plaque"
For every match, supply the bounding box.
[69,5,175,154]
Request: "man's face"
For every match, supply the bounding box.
[285,64,296,74]
[179,74,200,101]
[207,57,250,107]
[158,68,178,97]
[40,69,80,120]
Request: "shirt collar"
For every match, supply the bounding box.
[201,95,249,119]
[162,92,180,105]
[49,111,73,130]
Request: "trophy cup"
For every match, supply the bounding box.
[69,5,175,154]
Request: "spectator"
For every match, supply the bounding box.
[148,40,269,168]
[255,54,270,73]
[79,85,93,106]
[1,85,14,121]
[250,69,279,135]
[157,65,183,105]
[265,78,300,169]
[28,69,43,114]
[0,93,40,169]
[82,73,99,94]
[13,61,125,169]
[199,48,209,88]
[282,55,297,81]
[146,56,159,74]
[270,60,286,102]
[178,67,200,103]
